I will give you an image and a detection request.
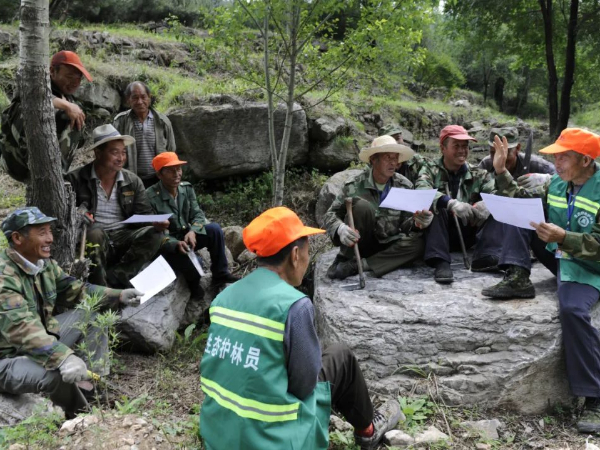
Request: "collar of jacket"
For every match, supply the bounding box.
[78,161,136,187]
[436,157,473,181]
[157,180,182,201]
[5,248,45,276]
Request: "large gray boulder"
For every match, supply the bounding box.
[74,83,121,112]
[169,102,308,179]
[314,249,593,414]
[308,117,356,171]
[0,393,53,426]
[314,169,363,227]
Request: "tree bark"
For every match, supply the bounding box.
[557,0,579,136]
[539,0,559,138]
[19,0,77,268]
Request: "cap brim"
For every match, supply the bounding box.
[488,141,518,149]
[539,142,570,154]
[89,135,135,151]
[359,144,415,163]
[296,226,325,239]
[449,134,477,142]
[163,160,188,167]
[64,62,93,82]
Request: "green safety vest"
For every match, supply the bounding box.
[199,267,331,450]
[546,170,600,291]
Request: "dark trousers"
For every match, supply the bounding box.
[318,344,373,429]
[501,225,600,397]
[164,223,229,288]
[339,198,424,277]
[0,310,108,417]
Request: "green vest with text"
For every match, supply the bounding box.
[199,267,331,450]
[546,170,600,291]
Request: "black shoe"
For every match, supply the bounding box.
[335,258,359,280]
[578,398,600,433]
[481,265,535,299]
[471,255,500,273]
[190,283,205,301]
[327,254,349,279]
[354,399,402,450]
[212,273,240,286]
[433,260,453,284]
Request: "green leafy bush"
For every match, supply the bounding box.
[415,50,466,94]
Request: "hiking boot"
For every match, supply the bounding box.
[433,260,453,284]
[481,265,535,299]
[211,273,240,287]
[471,255,500,273]
[354,399,402,450]
[578,398,600,433]
[327,254,349,279]
[335,258,359,280]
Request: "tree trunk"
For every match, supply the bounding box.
[19,0,77,268]
[494,77,505,112]
[539,0,559,138]
[557,0,579,136]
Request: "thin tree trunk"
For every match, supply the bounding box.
[19,0,77,268]
[557,0,579,135]
[539,0,559,138]
[264,10,279,203]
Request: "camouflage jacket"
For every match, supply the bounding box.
[0,81,84,182]
[323,166,417,244]
[396,154,431,185]
[415,157,496,212]
[146,180,209,253]
[478,153,556,178]
[0,248,121,369]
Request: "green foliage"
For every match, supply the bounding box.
[415,50,465,94]
[114,394,150,415]
[173,324,208,361]
[398,396,435,430]
[329,429,358,449]
[0,405,63,448]
[572,103,600,132]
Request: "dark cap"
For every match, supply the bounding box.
[379,124,403,137]
[488,127,519,148]
[2,207,56,240]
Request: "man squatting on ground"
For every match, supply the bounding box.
[0,207,142,418]
[324,135,432,280]
[200,206,402,449]
[146,152,239,296]
[484,128,600,433]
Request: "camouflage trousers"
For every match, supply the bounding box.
[86,225,163,289]
[338,198,425,277]
[0,309,108,418]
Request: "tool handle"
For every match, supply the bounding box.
[79,223,88,261]
[86,370,100,382]
[345,198,366,287]
[445,185,471,270]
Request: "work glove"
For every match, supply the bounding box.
[517,173,552,190]
[413,210,433,229]
[119,289,144,307]
[471,201,491,227]
[447,199,475,226]
[59,354,89,384]
[337,223,360,247]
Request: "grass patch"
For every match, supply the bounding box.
[0,404,63,449]
[572,103,600,133]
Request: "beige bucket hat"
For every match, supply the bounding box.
[359,135,414,163]
[88,124,135,151]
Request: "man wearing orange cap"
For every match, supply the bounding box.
[1,50,92,182]
[146,152,238,293]
[486,128,600,433]
[200,207,401,450]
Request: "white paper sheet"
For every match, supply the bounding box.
[120,214,172,224]
[480,193,545,230]
[188,250,205,276]
[379,188,438,213]
[130,255,177,303]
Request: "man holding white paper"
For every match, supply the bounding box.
[323,136,429,280]
[485,128,600,433]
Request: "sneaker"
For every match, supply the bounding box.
[335,258,359,280]
[471,255,500,273]
[354,399,402,450]
[327,254,349,280]
[212,273,240,286]
[578,398,600,433]
[481,265,535,299]
[433,260,453,284]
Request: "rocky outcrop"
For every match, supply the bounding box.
[308,117,356,171]
[314,169,363,227]
[74,83,121,112]
[314,249,589,414]
[0,393,53,426]
[169,102,309,179]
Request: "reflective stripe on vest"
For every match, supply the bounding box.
[201,376,299,422]
[209,306,285,341]
[547,194,567,209]
[575,196,600,215]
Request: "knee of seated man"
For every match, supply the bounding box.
[86,227,107,245]
[203,222,223,237]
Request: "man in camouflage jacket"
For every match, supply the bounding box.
[415,125,498,283]
[379,124,431,185]
[0,207,142,418]
[324,136,431,280]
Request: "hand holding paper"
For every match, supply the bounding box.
[480,193,545,230]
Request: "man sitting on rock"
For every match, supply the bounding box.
[415,125,497,283]
[146,152,239,294]
[66,124,167,288]
[113,81,177,188]
[379,124,429,185]
[483,128,600,433]
[0,207,142,419]
[324,135,430,280]
[200,206,402,450]
[1,50,91,182]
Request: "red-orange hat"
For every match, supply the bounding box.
[152,152,187,172]
[50,51,92,82]
[439,125,477,145]
[539,128,600,159]
[243,207,325,257]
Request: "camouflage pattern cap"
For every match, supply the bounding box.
[379,124,403,137]
[2,207,56,239]
[488,127,519,149]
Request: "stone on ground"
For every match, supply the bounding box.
[385,429,415,446]
[314,169,362,227]
[414,425,449,444]
[461,419,503,440]
[315,249,591,414]
[0,392,53,426]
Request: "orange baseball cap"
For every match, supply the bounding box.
[152,152,187,172]
[243,207,325,257]
[539,128,600,159]
[50,51,92,82]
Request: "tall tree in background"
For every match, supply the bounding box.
[19,0,77,266]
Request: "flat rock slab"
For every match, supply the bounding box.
[314,249,598,414]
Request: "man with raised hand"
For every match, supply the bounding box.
[1,51,92,182]
[200,206,402,450]
[0,207,142,419]
[415,125,497,284]
[324,135,429,280]
[485,128,600,433]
